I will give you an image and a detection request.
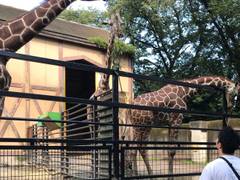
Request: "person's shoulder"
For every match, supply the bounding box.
[206,158,224,167]
[223,155,240,162]
[202,158,227,172]
[232,155,240,160]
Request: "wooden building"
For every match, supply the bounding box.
[0,5,133,140]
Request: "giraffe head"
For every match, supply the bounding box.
[225,81,240,110]
[227,82,240,110]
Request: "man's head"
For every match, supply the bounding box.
[216,126,240,155]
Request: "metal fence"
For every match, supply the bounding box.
[0,50,239,179]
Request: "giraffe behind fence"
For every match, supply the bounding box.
[125,76,240,177]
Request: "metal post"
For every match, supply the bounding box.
[120,148,125,179]
[112,70,119,179]
[32,124,37,165]
[61,111,68,177]
[222,88,228,127]
[45,127,49,167]
[93,96,98,179]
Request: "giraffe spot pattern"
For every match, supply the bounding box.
[36,7,47,17]
[51,4,63,16]
[23,12,37,26]
[31,19,45,32]
[4,36,22,51]
[47,9,57,21]
[21,28,36,43]
[9,20,25,35]
[0,27,11,40]
[41,2,50,8]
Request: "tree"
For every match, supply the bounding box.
[108,0,240,118]
[198,0,240,77]
[60,1,240,117]
[110,0,240,90]
[59,8,108,28]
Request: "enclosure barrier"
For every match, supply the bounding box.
[0,50,239,179]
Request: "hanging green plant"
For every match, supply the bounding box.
[88,37,108,49]
[88,37,136,58]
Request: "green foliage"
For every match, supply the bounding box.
[88,37,136,58]
[59,8,108,28]
[60,1,240,118]
[88,37,108,49]
[109,0,240,117]
[113,40,136,58]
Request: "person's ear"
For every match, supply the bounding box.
[216,141,222,150]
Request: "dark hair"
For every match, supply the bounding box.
[218,126,240,154]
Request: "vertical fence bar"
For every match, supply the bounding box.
[222,88,228,127]
[108,146,112,180]
[93,96,98,179]
[120,148,125,179]
[112,70,119,179]
[61,113,65,177]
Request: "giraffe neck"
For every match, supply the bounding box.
[97,29,116,93]
[95,11,122,96]
[0,0,75,63]
[183,76,235,98]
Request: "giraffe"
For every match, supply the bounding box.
[87,9,123,120]
[125,76,240,177]
[90,9,123,98]
[0,0,101,117]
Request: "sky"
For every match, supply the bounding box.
[0,0,107,11]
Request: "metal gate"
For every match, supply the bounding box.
[0,51,239,180]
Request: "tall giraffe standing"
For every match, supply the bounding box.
[0,0,100,116]
[90,9,123,98]
[87,9,122,126]
[126,76,239,176]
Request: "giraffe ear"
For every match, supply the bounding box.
[233,82,239,96]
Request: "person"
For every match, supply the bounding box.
[200,126,240,180]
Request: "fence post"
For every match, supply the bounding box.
[112,69,119,179]
[92,96,98,179]
[32,124,37,165]
[61,111,68,177]
[222,88,228,127]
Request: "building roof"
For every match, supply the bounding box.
[0,4,109,50]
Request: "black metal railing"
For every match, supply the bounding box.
[0,51,239,179]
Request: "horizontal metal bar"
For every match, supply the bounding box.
[0,145,111,151]
[0,116,113,126]
[2,90,239,119]
[0,90,112,106]
[118,140,216,145]
[1,116,237,134]
[121,146,216,150]
[118,123,240,132]
[0,137,216,145]
[0,50,113,74]
[118,70,224,91]
[123,172,201,179]
[0,51,224,91]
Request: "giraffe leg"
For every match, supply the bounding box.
[135,129,152,176]
[131,149,138,176]
[0,64,11,117]
[139,147,153,175]
[167,148,176,180]
[168,113,183,180]
[167,127,177,180]
[167,113,182,180]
